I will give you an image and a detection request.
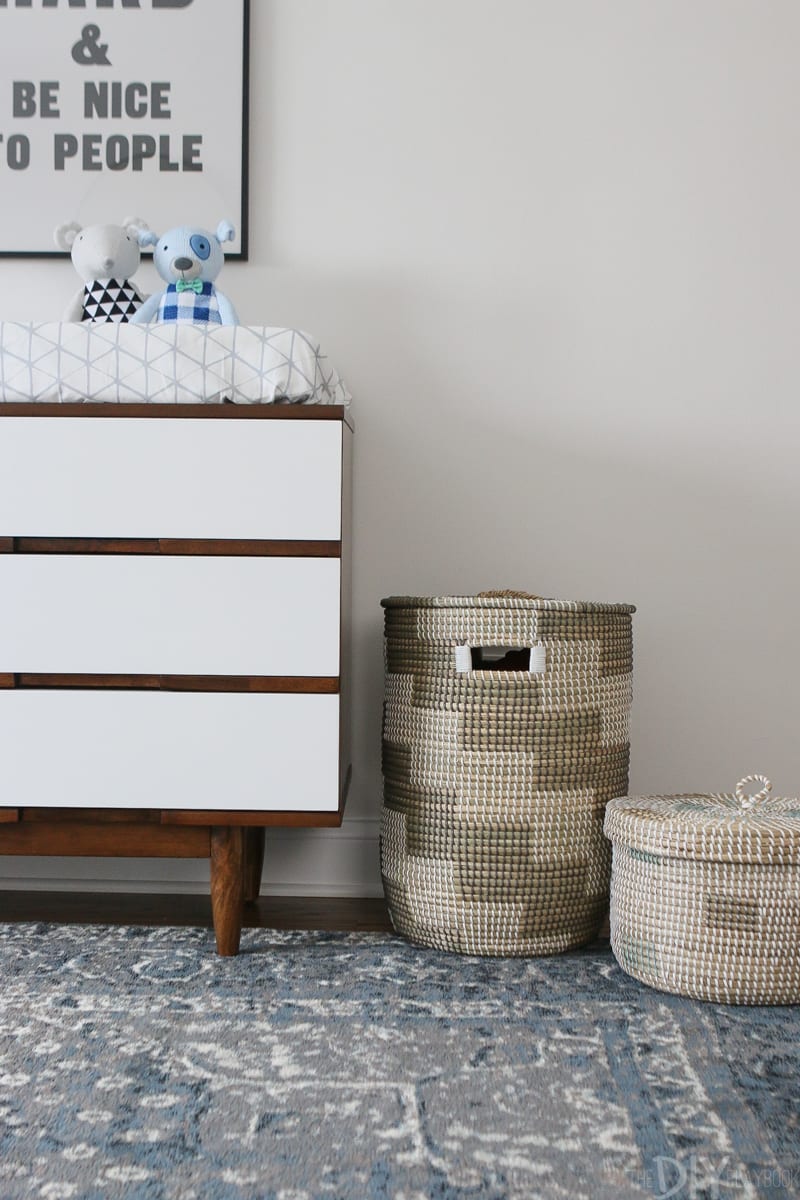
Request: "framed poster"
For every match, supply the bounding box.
[0,0,249,258]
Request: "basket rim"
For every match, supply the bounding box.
[381,595,636,614]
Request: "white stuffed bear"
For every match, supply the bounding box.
[130,221,238,325]
[54,217,150,323]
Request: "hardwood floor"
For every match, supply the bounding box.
[0,892,394,933]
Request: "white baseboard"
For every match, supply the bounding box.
[0,818,384,898]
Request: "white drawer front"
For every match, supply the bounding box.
[0,417,343,540]
[0,690,340,812]
[0,555,340,676]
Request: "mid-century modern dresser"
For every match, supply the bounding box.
[0,402,353,954]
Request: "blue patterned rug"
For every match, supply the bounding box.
[0,923,798,1200]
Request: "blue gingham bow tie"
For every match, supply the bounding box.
[176,279,204,294]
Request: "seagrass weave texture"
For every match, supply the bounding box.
[605,775,800,1004]
[380,594,635,955]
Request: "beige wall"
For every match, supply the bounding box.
[2,0,798,894]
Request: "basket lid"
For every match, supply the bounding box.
[604,775,800,865]
[381,594,636,614]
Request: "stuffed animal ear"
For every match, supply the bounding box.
[215,220,235,245]
[122,216,149,240]
[137,229,159,249]
[54,221,82,252]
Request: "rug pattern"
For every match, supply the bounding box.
[0,924,798,1199]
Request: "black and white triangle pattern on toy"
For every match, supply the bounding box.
[81,278,142,324]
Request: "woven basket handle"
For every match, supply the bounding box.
[735,774,772,810]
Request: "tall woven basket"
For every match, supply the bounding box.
[605,775,800,1004]
[380,593,635,955]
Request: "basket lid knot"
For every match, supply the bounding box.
[477,590,541,599]
[736,774,772,810]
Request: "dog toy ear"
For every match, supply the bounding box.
[215,220,235,245]
[137,229,159,249]
[54,221,82,252]
[123,216,150,240]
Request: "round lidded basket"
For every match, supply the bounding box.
[380,592,636,955]
[605,775,800,1004]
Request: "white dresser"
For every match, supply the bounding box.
[0,402,353,953]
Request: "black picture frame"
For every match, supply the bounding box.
[0,0,250,259]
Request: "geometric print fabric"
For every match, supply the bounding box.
[0,323,352,405]
[81,278,143,324]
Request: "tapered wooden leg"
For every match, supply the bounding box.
[210,825,244,956]
[243,827,265,905]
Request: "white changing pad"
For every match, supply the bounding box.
[0,323,351,406]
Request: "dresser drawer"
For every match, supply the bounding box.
[0,690,341,812]
[0,416,343,540]
[0,554,341,676]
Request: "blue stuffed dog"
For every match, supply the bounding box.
[130,221,238,325]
